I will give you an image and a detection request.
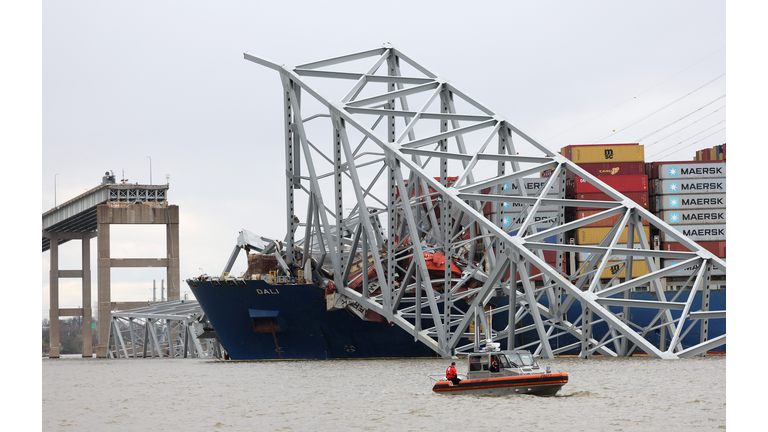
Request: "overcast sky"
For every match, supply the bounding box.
[15,1,759,324]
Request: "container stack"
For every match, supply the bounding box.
[499,177,565,280]
[559,143,652,279]
[694,143,726,162]
[647,150,726,278]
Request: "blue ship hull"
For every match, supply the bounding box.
[187,279,438,360]
[188,277,725,360]
[517,289,726,355]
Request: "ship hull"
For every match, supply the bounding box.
[520,289,727,355]
[188,278,725,360]
[187,279,437,360]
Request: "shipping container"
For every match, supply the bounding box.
[660,224,726,243]
[512,260,567,282]
[694,144,727,162]
[576,243,644,261]
[572,192,649,209]
[541,162,645,178]
[647,161,725,180]
[658,209,726,225]
[483,202,560,215]
[571,174,648,194]
[507,228,558,244]
[661,241,726,258]
[567,210,650,228]
[504,211,560,230]
[661,259,726,277]
[651,178,726,195]
[651,193,726,212]
[577,260,650,279]
[574,226,652,245]
[563,143,644,164]
[501,178,562,196]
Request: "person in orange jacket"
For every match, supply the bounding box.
[446,361,461,385]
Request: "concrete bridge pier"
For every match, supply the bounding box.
[43,230,96,358]
[96,203,179,358]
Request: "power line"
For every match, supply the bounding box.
[647,122,726,160]
[637,96,725,143]
[591,72,725,143]
[542,46,725,143]
[644,104,725,148]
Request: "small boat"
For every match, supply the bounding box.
[431,343,568,396]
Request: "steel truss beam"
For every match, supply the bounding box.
[106,300,224,359]
[245,44,725,359]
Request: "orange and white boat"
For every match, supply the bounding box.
[431,344,568,396]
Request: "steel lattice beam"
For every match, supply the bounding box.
[245,44,725,359]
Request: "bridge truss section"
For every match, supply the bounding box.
[244,45,726,360]
[107,300,224,359]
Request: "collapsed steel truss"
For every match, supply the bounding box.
[245,44,725,360]
[107,300,224,359]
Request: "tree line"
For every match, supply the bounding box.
[42,316,99,356]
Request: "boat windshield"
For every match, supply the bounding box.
[504,352,537,367]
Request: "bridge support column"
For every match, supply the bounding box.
[43,230,97,358]
[96,202,180,358]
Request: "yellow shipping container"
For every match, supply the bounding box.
[574,226,651,245]
[578,260,650,279]
[570,144,644,163]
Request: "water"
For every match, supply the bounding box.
[43,355,726,431]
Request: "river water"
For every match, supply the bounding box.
[42,355,728,431]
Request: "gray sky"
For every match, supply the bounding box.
[30,1,743,321]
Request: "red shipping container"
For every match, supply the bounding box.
[572,174,648,194]
[661,241,726,258]
[509,258,566,282]
[567,210,650,228]
[571,192,649,209]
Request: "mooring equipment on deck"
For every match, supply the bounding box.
[107,300,225,359]
[244,45,725,360]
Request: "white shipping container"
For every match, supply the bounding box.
[659,209,726,225]
[661,259,726,276]
[660,224,726,242]
[501,178,562,196]
[652,178,726,195]
[653,193,726,211]
[504,211,560,230]
[657,162,726,179]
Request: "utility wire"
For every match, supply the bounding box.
[591,72,725,143]
[637,95,725,143]
[543,46,725,143]
[647,122,726,160]
[645,104,725,148]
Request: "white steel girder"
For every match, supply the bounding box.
[244,45,725,360]
[107,300,223,359]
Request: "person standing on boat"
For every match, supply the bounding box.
[489,357,500,373]
[446,361,461,385]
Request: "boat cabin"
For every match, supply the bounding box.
[466,347,546,380]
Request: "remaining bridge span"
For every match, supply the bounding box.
[43,174,179,358]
